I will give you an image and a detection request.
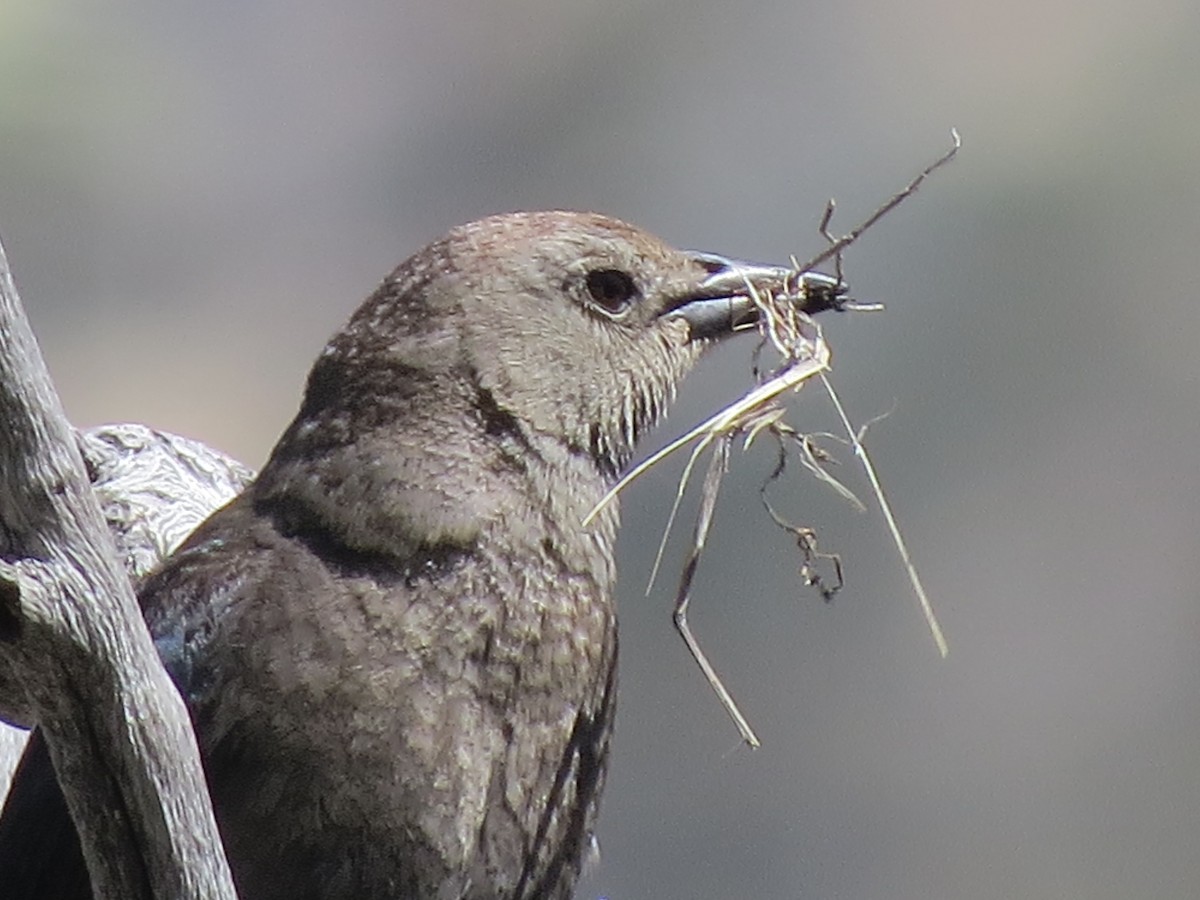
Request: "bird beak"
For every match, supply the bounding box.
[662,251,847,341]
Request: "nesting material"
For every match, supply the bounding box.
[587,132,960,746]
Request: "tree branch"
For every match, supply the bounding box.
[0,235,239,899]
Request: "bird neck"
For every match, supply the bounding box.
[252,379,621,588]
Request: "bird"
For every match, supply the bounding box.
[0,211,843,899]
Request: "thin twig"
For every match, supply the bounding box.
[795,128,961,277]
[819,372,949,657]
[645,428,719,595]
[670,436,762,747]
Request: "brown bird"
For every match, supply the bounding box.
[0,211,843,899]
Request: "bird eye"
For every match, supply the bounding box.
[585,269,638,317]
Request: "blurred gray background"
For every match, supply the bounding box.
[4,1,1200,898]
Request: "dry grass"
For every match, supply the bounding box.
[587,131,960,746]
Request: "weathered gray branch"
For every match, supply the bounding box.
[0,424,255,795]
[0,235,240,899]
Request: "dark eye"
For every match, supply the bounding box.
[585,268,638,317]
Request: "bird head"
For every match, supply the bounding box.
[323,212,839,469]
[257,211,843,561]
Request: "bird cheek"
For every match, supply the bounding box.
[659,316,692,349]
